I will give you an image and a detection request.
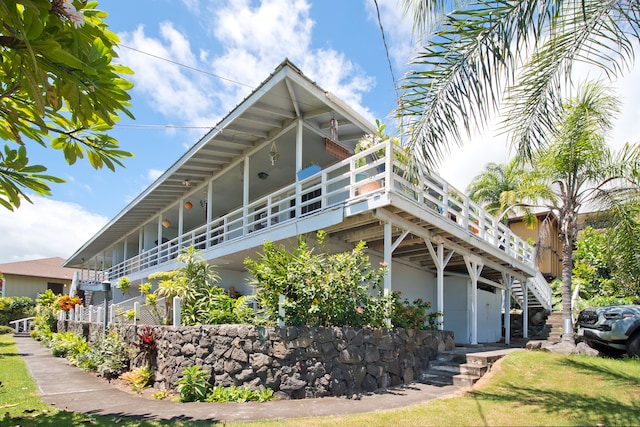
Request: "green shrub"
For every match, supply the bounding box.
[176,365,210,402]
[391,294,442,330]
[0,325,14,334]
[0,296,35,325]
[206,385,275,403]
[71,329,130,379]
[245,231,392,327]
[49,332,89,358]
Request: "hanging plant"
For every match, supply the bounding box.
[269,141,279,165]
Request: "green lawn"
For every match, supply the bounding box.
[2,333,639,426]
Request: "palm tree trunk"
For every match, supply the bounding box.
[561,233,574,339]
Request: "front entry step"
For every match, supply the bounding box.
[421,346,522,387]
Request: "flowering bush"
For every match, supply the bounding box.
[245,231,392,328]
[53,295,82,312]
[391,293,442,330]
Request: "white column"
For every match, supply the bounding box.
[243,157,250,232]
[383,222,392,296]
[425,237,453,331]
[173,296,182,327]
[464,255,484,345]
[178,202,184,247]
[295,120,303,218]
[205,180,213,248]
[502,273,513,345]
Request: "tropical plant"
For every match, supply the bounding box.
[53,295,82,312]
[116,277,131,294]
[245,231,393,328]
[176,365,210,403]
[130,326,157,367]
[466,159,553,224]
[400,0,640,167]
[70,328,129,379]
[121,366,152,393]
[36,289,58,307]
[49,331,89,358]
[0,0,134,210]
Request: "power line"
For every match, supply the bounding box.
[119,44,254,89]
[373,0,399,102]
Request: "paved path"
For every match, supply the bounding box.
[14,335,462,423]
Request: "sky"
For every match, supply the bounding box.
[1,0,639,263]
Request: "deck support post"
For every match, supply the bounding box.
[383,221,393,297]
[425,236,454,331]
[464,255,484,345]
[502,273,514,345]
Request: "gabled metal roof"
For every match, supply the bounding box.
[64,59,376,267]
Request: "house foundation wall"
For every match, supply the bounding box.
[58,320,454,399]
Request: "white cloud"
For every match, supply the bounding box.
[118,24,219,127]
[117,0,377,127]
[0,197,107,263]
[147,168,164,182]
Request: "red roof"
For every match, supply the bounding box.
[0,257,78,281]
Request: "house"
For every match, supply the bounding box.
[0,257,78,300]
[63,60,551,344]
[508,212,562,282]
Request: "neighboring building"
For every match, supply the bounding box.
[507,210,612,283]
[0,257,78,300]
[64,60,551,345]
[508,212,562,281]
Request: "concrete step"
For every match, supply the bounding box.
[419,369,456,386]
[452,373,481,387]
[13,332,31,337]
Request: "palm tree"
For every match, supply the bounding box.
[466,158,552,223]
[399,0,640,166]
[527,82,638,336]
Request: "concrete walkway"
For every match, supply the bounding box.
[14,335,463,423]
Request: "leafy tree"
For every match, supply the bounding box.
[400,0,640,166]
[572,226,616,300]
[0,0,134,210]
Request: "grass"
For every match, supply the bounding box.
[0,334,210,427]
[1,333,639,426]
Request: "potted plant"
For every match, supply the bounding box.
[116,276,131,294]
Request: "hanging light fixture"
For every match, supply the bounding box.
[184,201,193,209]
[161,219,171,228]
[329,117,338,141]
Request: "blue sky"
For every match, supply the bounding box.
[2,0,639,262]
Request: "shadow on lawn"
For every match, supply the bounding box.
[3,410,216,427]
[560,357,640,387]
[468,381,639,426]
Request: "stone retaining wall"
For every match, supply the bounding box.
[59,321,454,399]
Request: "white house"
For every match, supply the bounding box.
[64,60,551,344]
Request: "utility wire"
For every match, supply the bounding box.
[120,44,254,90]
[373,0,399,102]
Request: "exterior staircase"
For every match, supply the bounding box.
[533,311,563,342]
[420,346,523,387]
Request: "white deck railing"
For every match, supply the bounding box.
[95,139,535,281]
